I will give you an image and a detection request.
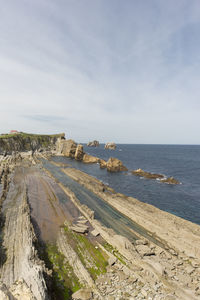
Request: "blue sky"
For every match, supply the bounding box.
[0,0,200,143]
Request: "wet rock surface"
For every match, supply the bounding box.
[132,168,180,184]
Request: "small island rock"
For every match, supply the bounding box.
[105,142,116,150]
[132,169,164,179]
[132,169,180,184]
[87,140,99,147]
[107,157,128,172]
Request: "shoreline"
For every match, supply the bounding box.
[1,151,200,299]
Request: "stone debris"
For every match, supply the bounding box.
[72,288,93,300]
[135,244,155,257]
[108,257,117,266]
[70,224,89,234]
[91,229,100,237]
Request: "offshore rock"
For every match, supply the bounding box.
[132,168,164,179]
[105,142,116,150]
[132,169,180,184]
[160,176,180,184]
[82,154,100,164]
[87,140,99,147]
[75,144,84,161]
[107,157,128,172]
[99,159,107,169]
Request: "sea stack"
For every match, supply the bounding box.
[105,142,116,150]
[87,140,100,147]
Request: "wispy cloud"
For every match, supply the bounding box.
[0,0,200,143]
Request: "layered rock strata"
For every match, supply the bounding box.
[0,132,64,155]
[59,166,200,299]
[0,170,49,300]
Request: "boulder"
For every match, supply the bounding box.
[105,142,116,150]
[108,256,117,266]
[62,139,77,158]
[114,235,134,251]
[135,239,148,245]
[82,154,100,164]
[75,144,84,161]
[135,244,155,257]
[99,159,107,169]
[106,157,128,172]
[91,229,100,237]
[70,224,89,234]
[72,288,93,300]
[87,140,99,147]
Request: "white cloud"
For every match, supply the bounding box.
[0,0,200,143]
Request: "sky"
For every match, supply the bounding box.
[0,0,200,144]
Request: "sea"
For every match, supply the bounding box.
[52,144,200,226]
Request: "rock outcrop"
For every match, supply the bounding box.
[105,142,116,150]
[0,174,49,300]
[75,144,84,161]
[0,132,64,155]
[132,169,180,184]
[99,159,107,169]
[87,140,99,147]
[106,157,128,172]
[0,279,36,300]
[61,139,77,158]
[82,154,100,164]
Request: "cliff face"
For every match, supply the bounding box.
[0,132,65,154]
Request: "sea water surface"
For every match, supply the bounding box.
[52,144,200,225]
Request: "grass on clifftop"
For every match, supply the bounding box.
[0,132,65,139]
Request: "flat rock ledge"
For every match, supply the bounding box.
[132,168,180,184]
[72,288,93,300]
[0,173,49,300]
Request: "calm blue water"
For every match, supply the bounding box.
[52,144,200,225]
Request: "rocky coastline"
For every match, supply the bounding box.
[0,134,200,299]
